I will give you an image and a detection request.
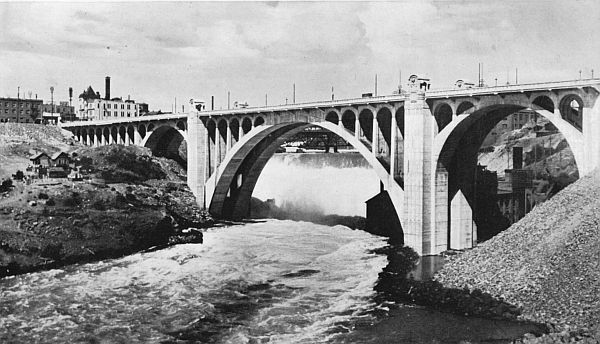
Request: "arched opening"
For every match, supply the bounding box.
[456,101,475,116]
[436,103,581,249]
[434,103,453,133]
[103,127,110,145]
[143,125,187,168]
[147,123,155,132]
[358,109,373,143]
[241,117,252,135]
[559,94,583,131]
[325,111,339,125]
[127,125,135,145]
[532,95,554,113]
[118,126,126,145]
[376,107,392,167]
[230,118,240,148]
[95,128,102,146]
[177,120,186,131]
[88,128,95,146]
[110,126,118,145]
[138,124,146,140]
[207,122,404,243]
[341,110,356,133]
[394,107,405,183]
[81,129,88,145]
[254,116,265,127]
[206,119,217,175]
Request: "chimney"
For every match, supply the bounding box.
[105,76,111,100]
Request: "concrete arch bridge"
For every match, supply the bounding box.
[61,78,600,255]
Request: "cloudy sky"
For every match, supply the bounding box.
[0,1,598,111]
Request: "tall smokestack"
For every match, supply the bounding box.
[105,76,111,100]
[68,87,73,106]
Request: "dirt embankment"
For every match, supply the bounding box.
[435,169,600,342]
[0,138,213,278]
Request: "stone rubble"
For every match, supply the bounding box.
[435,169,600,343]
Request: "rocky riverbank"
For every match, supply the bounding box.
[0,145,214,278]
[435,169,600,343]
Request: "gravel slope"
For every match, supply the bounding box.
[435,169,600,336]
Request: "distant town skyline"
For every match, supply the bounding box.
[0,1,598,111]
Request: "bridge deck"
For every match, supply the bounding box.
[61,78,600,127]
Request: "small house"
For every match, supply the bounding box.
[30,152,51,167]
[50,151,71,167]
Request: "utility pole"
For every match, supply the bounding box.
[331,86,334,101]
[375,74,378,96]
[515,68,518,84]
[293,83,295,104]
[265,94,268,106]
[50,86,54,125]
[227,91,230,109]
[579,70,582,80]
[17,86,20,123]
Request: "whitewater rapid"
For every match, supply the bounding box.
[0,220,388,343]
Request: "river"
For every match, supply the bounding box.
[0,153,544,343]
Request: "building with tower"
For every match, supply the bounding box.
[77,77,141,121]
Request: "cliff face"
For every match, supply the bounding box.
[0,128,211,278]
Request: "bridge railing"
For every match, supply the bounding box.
[425,78,600,98]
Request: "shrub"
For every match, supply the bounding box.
[46,198,55,206]
[91,199,106,211]
[38,192,49,200]
[63,193,81,207]
[13,170,24,181]
[0,179,13,193]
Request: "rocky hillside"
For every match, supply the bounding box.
[435,169,600,338]
[0,123,78,179]
[0,140,210,278]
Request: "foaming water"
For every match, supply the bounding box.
[0,220,388,344]
[253,152,379,216]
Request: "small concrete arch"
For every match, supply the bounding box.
[110,126,118,144]
[176,120,186,131]
[126,124,135,145]
[95,127,102,145]
[241,117,253,135]
[118,125,126,145]
[434,102,453,133]
[456,101,475,116]
[102,127,110,145]
[395,107,405,138]
[325,110,339,125]
[341,109,357,133]
[230,117,240,144]
[147,123,155,132]
[143,124,188,166]
[376,104,394,115]
[559,93,584,131]
[532,95,555,113]
[376,107,393,156]
[138,124,147,140]
[254,116,265,127]
[358,108,374,142]
[86,128,94,145]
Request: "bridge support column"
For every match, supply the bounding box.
[583,101,600,175]
[124,129,130,146]
[390,115,397,177]
[372,116,378,154]
[450,189,476,250]
[403,88,446,255]
[354,116,360,140]
[187,114,209,207]
[226,123,232,152]
[134,126,141,145]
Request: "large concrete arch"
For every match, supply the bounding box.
[431,103,585,249]
[204,121,404,226]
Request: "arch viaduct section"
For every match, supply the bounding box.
[61,79,600,255]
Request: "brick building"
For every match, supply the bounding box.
[0,97,43,123]
[77,77,141,121]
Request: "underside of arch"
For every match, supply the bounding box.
[207,121,404,222]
